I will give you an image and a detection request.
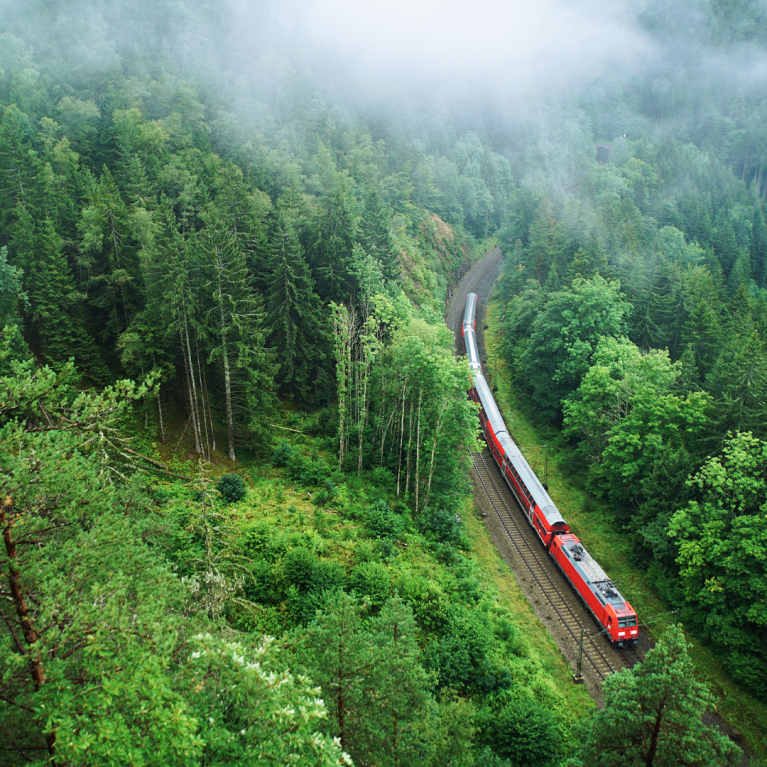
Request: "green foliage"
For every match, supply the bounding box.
[272,438,296,467]
[521,275,630,419]
[301,592,433,767]
[349,560,391,609]
[216,472,247,503]
[366,499,404,540]
[420,505,465,547]
[569,626,740,767]
[0,358,349,767]
[481,698,559,767]
[426,606,493,691]
[286,450,331,486]
[186,633,351,766]
[669,432,767,697]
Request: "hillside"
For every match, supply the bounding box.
[2,0,767,765]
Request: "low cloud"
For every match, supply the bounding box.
[266,0,656,97]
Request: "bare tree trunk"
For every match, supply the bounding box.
[332,306,350,469]
[157,386,165,445]
[1,497,57,761]
[195,338,212,461]
[357,357,370,476]
[396,383,407,498]
[202,361,217,456]
[414,387,423,513]
[380,407,397,467]
[424,398,448,511]
[405,406,414,499]
[183,317,203,454]
[219,303,236,462]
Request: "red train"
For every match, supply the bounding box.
[462,293,638,646]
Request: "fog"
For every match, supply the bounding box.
[255,0,655,101]
[2,0,766,153]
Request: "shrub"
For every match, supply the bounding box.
[420,506,463,546]
[283,547,318,591]
[272,440,296,467]
[371,466,395,491]
[287,452,330,486]
[426,607,493,690]
[350,561,391,610]
[483,698,558,767]
[366,500,403,540]
[216,473,247,503]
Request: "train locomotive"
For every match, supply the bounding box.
[462,293,638,647]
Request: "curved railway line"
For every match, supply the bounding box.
[447,246,644,694]
[470,448,634,681]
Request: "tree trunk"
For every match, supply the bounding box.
[182,317,202,454]
[396,382,407,498]
[1,497,57,760]
[195,337,212,460]
[424,398,448,511]
[380,407,397,467]
[157,386,165,445]
[357,358,370,476]
[414,387,423,513]
[201,359,216,456]
[220,303,236,462]
[405,406,414,499]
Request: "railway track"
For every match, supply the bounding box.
[469,449,628,681]
[447,246,502,359]
[447,245,644,688]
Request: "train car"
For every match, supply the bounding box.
[472,372,568,547]
[550,535,638,646]
[462,293,481,374]
[462,293,638,645]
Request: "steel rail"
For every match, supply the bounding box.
[469,448,623,681]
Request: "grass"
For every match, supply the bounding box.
[459,495,595,721]
[483,296,767,759]
[217,438,595,737]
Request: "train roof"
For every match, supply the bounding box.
[464,326,481,371]
[472,372,566,529]
[463,293,478,326]
[557,535,629,608]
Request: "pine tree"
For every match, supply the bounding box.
[266,207,328,400]
[78,166,141,345]
[360,186,399,282]
[197,225,274,461]
[570,625,740,767]
[310,173,358,302]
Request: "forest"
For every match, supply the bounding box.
[0,0,766,765]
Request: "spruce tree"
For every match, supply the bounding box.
[360,186,399,282]
[197,225,274,460]
[266,206,328,400]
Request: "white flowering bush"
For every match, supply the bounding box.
[186,633,352,766]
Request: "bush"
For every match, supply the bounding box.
[286,452,330,486]
[216,473,247,503]
[350,561,391,610]
[483,699,558,767]
[366,500,404,540]
[370,466,395,491]
[420,506,464,546]
[272,440,296,467]
[283,547,319,591]
[426,607,493,690]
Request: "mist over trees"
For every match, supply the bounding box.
[0,0,765,763]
